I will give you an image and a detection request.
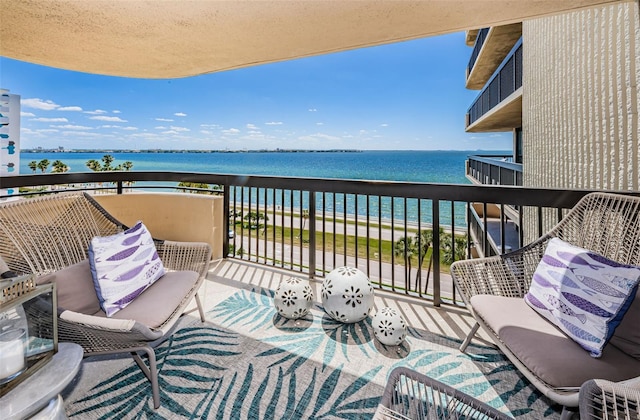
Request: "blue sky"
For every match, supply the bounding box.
[2,32,510,151]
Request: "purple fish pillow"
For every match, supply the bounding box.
[89,221,165,317]
[525,237,640,357]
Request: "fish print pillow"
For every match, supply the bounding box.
[89,221,165,317]
[525,237,640,358]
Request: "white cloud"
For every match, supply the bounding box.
[51,124,93,130]
[31,117,68,122]
[20,111,35,117]
[316,122,324,126]
[84,109,107,115]
[38,129,60,133]
[155,118,174,122]
[247,130,262,134]
[89,116,127,122]
[155,126,167,130]
[246,124,258,130]
[380,123,389,127]
[58,106,83,112]
[200,124,220,128]
[222,128,240,134]
[22,98,59,110]
[100,125,138,131]
[298,133,341,142]
[61,131,103,137]
[174,112,187,117]
[265,121,283,125]
[169,126,190,132]
[112,110,121,114]
[200,130,212,135]
[308,108,317,112]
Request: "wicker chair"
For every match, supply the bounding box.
[450,192,640,414]
[373,367,511,420]
[0,192,212,408]
[579,378,640,419]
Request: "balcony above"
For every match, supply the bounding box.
[466,23,522,90]
[466,87,522,132]
[465,29,479,46]
[466,155,522,186]
[466,38,522,132]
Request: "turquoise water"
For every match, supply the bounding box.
[18,150,501,227]
[20,150,474,183]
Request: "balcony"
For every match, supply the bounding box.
[466,154,522,186]
[2,171,634,418]
[466,23,522,90]
[466,38,523,132]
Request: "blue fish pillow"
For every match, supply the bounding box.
[525,237,640,357]
[89,221,165,317]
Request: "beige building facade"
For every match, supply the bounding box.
[523,1,639,192]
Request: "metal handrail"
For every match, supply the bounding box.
[3,172,638,306]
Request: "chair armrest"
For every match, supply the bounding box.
[58,310,163,354]
[579,378,640,419]
[450,238,549,307]
[155,240,212,279]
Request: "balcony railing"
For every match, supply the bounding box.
[3,171,635,307]
[466,155,522,186]
[467,28,490,77]
[467,37,522,127]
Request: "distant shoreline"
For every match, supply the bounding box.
[21,149,364,154]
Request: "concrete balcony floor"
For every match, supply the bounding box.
[60,259,560,418]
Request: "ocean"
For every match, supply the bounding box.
[19,150,482,183]
[17,150,502,227]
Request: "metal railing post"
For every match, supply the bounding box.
[432,199,441,307]
[308,191,316,278]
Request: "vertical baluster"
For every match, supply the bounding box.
[432,199,441,307]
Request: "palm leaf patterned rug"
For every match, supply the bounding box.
[66,288,561,419]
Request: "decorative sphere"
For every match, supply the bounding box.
[372,307,407,346]
[321,266,374,323]
[274,277,314,319]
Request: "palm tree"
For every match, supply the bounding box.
[121,161,133,171]
[177,182,210,194]
[36,159,50,173]
[244,211,268,231]
[51,160,70,173]
[28,161,37,173]
[86,159,102,172]
[415,229,434,286]
[441,233,468,265]
[394,236,416,288]
[101,154,115,171]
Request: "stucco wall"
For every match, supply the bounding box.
[94,193,223,260]
[521,1,639,241]
[523,1,639,191]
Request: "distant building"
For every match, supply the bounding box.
[464,1,639,256]
[0,89,20,199]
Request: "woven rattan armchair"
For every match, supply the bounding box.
[373,367,510,420]
[450,192,640,414]
[579,378,640,419]
[0,192,212,408]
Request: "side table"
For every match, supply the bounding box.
[0,342,83,420]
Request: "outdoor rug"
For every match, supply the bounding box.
[66,288,561,419]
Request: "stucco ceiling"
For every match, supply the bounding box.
[0,0,626,79]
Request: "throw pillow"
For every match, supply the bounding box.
[89,221,165,317]
[524,237,640,358]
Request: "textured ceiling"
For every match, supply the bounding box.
[0,0,625,79]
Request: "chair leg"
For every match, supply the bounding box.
[460,322,480,352]
[195,292,205,322]
[560,406,578,420]
[131,346,160,409]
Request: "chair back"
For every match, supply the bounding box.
[0,193,124,276]
[550,192,640,266]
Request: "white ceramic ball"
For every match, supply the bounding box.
[321,266,374,323]
[372,307,407,346]
[274,277,314,319]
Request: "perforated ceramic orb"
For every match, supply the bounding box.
[372,307,407,346]
[321,266,374,323]
[274,277,314,319]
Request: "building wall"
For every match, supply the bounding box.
[521,1,639,241]
[0,89,21,200]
